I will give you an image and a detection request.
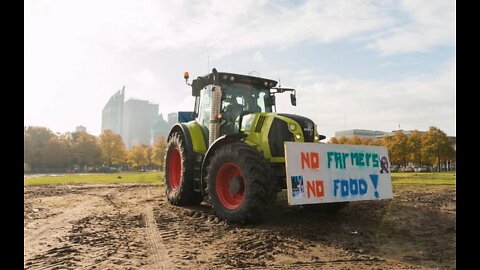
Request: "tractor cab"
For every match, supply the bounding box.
[185,69,297,141]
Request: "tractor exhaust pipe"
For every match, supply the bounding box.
[209,68,222,146]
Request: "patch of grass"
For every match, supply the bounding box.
[25,171,455,187]
[391,172,456,185]
[24,172,165,186]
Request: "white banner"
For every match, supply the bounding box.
[284,142,393,205]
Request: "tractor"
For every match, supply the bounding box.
[164,68,327,223]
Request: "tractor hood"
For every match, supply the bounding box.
[240,112,320,161]
[276,113,315,143]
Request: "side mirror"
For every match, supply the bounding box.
[268,95,276,106]
[290,93,296,106]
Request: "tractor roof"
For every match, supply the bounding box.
[194,71,278,90]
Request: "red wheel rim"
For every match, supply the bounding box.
[216,163,245,209]
[168,148,181,190]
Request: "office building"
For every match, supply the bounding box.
[75,125,87,133]
[335,129,386,139]
[101,87,124,135]
[123,98,159,149]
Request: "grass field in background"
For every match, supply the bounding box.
[24,171,456,186]
[24,172,165,186]
[391,172,456,185]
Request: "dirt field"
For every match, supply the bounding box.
[24,183,455,269]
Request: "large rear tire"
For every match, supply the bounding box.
[164,133,203,206]
[206,142,275,223]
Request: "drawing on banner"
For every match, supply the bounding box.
[380,156,389,174]
[291,175,305,198]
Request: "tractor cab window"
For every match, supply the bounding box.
[256,92,269,112]
[220,83,271,134]
[197,85,212,128]
[221,83,271,116]
[221,95,245,123]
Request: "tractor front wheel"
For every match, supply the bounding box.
[164,133,203,205]
[206,143,275,223]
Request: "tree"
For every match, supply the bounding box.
[127,145,148,170]
[385,131,409,167]
[98,129,126,167]
[328,137,339,144]
[408,130,424,167]
[42,136,70,171]
[369,138,385,146]
[152,137,168,170]
[57,132,75,169]
[360,137,373,145]
[24,126,56,172]
[422,126,453,171]
[72,131,102,170]
[348,136,363,145]
[337,136,349,144]
[144,145,154,169]
[24,129,34,171]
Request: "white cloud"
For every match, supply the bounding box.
[253,51,264,64]
[25,0,455,62]
[40,0,391,56]
[24,0,456,136]
[274,62,455,137]
[91,0,453,56]
[133,69,160,86]
[370,0,455,54]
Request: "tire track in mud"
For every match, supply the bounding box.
[25,185,148,270]
[150,201,313,269]
[68,185,148,269]
[25,184,456,269]
[151,199,395,269]
[24,194,102,255]
[144,188,174,269]
[24,193,106,270]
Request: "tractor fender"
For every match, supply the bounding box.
[200,133,247,182]
[168,123,194,161]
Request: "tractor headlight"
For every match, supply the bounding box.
[314,135,319,141]
[295,134,301,140]
[289,124,296,131]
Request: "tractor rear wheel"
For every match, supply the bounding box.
[164,133,203,205]
[206,142,275,223]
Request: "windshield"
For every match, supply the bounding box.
[220,83,271,114]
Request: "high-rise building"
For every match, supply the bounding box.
[101,87,124,135]
[151,114,170,144]
[123,98,159,149]
[102,87,176,149]
[75,125,87,133]
[167,112,178,128]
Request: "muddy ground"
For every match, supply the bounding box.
[24,183,455,269]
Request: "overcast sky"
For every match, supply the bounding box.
[24,0,455,138]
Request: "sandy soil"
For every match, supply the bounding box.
[24,183,455,269]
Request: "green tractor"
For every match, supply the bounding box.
[164,68,325,223]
